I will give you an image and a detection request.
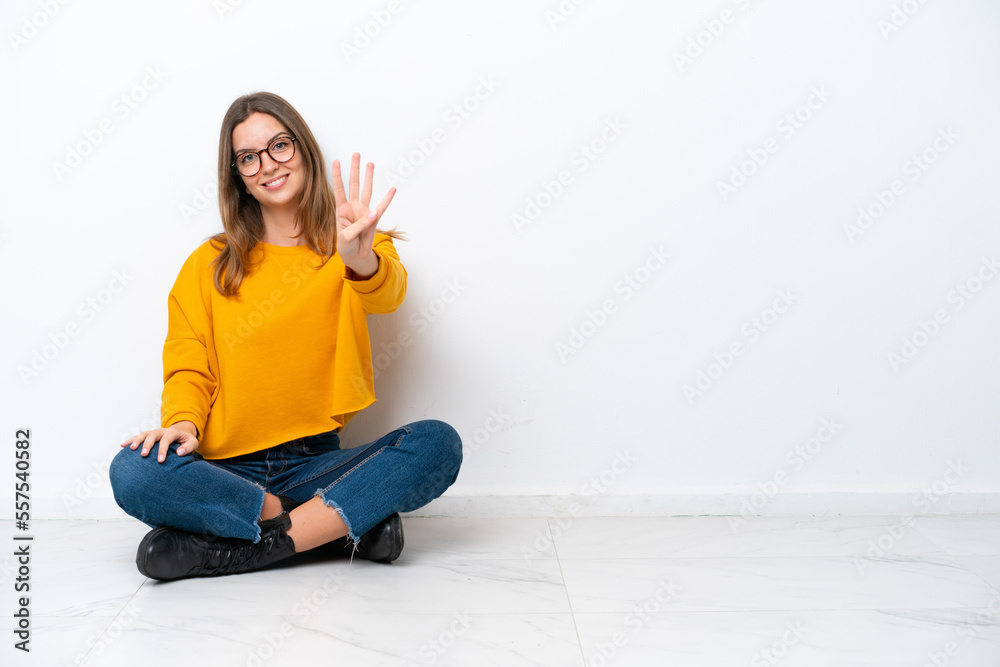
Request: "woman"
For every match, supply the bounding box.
[109,91,463,581]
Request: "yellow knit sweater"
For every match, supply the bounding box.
[160,233,406,459]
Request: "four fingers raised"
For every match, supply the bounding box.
[332,153,392,214]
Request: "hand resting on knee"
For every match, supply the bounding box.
[121,420,200,463]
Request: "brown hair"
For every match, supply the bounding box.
[209,91,403,297]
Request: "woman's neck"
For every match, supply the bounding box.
[261,205,304,246]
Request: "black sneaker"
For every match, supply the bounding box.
[137,512,298,581]
[319,513,404,563]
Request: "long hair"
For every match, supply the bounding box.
[209,91,404,297]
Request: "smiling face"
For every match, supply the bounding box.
[231,112,306,212]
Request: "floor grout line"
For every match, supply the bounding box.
[548,516,588,666]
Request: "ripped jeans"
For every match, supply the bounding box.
[109,420,463,545]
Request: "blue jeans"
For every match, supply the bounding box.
[109,419,462,544]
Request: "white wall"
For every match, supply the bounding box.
[2,0,998,519]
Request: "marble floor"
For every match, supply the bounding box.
[2,514,1000,666]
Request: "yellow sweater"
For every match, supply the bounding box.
[160,233,406,459]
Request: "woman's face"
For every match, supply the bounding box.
[232,112,306,211]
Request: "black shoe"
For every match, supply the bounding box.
[318,513,404,563]
[137,512,298,581]
[349,512,404,563]
[356,513,404,563]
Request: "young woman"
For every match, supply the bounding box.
[109,91,463,581]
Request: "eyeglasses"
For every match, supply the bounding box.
[232,135,297,177]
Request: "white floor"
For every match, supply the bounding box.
[3,514,1000,666]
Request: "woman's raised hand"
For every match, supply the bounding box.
[331,153,395,279]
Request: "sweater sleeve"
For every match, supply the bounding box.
[343,234,407,314]
[160,249,217,437]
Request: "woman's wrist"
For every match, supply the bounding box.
[171,420,199,438]
[346,253,379,281]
